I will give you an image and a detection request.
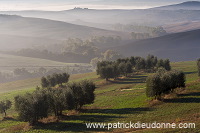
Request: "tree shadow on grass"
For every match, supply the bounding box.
[34,115,120,132]
[1,117,18,121]
[34,121,108,132]
[82,107,152,115]
[164,97,200,103]
[164,91,200,103]
[33,107,153,132]
[178,92,200,97]
[128,75,147,79]
[184,71,197,75]
[66,114,122,123]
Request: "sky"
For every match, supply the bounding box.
[0,0,199,11]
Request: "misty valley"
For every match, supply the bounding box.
[0,1,200,133]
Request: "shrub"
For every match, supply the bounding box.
[41,73,70,88]
[146,70,185,100]
[15,90,49,125]
[0,100,12,117]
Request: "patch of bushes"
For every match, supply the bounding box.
[146,69,185,100]
[41,73,70,88]
[14,73,96,125]
[97,55,171,80]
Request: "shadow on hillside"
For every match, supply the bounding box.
[164,91,200,103]
[1,117,18,121]
[178,92,200,97]
[184,71,197,75]
[34,121,108,132]
[110,75,147,84]
[82,107,152,115]
[164,98,200,103]
[34,107,152,132]
[34,114,120,132]
[67,114,122,122]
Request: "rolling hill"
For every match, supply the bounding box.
[0,34,58,50]
[0,53,88,73]
[1,2,200,27]
[0,61,199,132]
[0,14,130,50]
[163,21,200,33]
[153,1,200,10]
[113,29,200,61]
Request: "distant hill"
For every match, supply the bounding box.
[2,2,200,27]
[163,21,200,33]
[0,34,58,50]
[153,1,200,10]
[0,15,129,50]
[113,29,200,61]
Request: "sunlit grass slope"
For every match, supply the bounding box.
[0,61,199,133]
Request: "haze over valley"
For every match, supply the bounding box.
[0,1,199,82]
[0,1,200,133]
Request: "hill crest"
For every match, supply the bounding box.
[113,29,200,61]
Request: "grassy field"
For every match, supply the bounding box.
[0,53,89,73]
[0,61,199,133]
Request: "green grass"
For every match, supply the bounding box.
[171,61,198,83]
[0,78,40,94]
[0,61,199,133]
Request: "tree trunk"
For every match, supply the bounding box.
[59,110,62,116]
[4,110,6,117]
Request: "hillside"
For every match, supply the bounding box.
[0,53,89,73]
[1,2,200,27]
[163,21,200,33]
[113,29,200,61]
[0,34,58,50]
[153,1,200,10]
[0,15,130,50]
[0,61,199,132]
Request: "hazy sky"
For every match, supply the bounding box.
[0,0,200,11]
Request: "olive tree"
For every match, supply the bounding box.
[0,100,12,117]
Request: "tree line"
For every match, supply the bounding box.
[6,36,123,63]
[14,73,96,125]
[146,69,185,100]
[112,24,167,39]
[96,55,171,80]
